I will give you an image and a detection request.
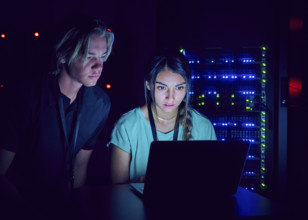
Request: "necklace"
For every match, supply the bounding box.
[157,115,177,121]
[147,102,179,141]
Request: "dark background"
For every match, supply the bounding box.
[1,0,307,210]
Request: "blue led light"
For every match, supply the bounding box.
[244,123,255,127]
[241,58,255,63]
[192,75,200,79]
[240,90,256,95]
[243,139,255,143]
[212,122,238,127]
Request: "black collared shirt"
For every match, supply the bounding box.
[61,93,78,144]
[0,74,110,209]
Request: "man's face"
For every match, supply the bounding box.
[68,35,108,87]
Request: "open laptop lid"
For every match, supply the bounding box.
[143,140,250,201]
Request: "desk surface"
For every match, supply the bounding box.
[74,184,287,220]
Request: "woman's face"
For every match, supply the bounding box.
[152,68,187,116]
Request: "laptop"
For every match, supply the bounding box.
[130,140,250,203]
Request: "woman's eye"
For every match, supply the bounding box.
[176,86,185,90]
[157,86,165,90]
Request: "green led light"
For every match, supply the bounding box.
[262,63,266,67]
[180,49,184,53]
[261,167,267,172]
[216,102,220,106]
[250,100,253,103]
[262,70,266,74]
[231,102,235,105]
[262,144,266,148]
[261,46,267,51]
[231,94,235,98]
[261,135,266,139]
[246,99,249,102]
[262,79,266,83]
[216,93,220,98]
[198,103,201,106]
[262,119,266,123]
[261,175,265,179]
[202,102,205,105]
[202,94,205,98]
[260,183,268,189]
[262,111,266,115]
[262,128,266,131]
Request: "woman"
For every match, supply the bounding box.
[109,50,216,184]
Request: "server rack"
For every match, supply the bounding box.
[184,46,271,194]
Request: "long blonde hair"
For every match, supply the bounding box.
[52,17,114,75]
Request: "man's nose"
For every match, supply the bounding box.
[92,58,103,70]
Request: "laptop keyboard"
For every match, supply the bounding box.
[130,182,145,194]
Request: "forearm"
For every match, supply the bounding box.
[73,164,88,188]
[110,145,131,184]
[73,149,93,188]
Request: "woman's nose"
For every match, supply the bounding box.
[166,90,175,100]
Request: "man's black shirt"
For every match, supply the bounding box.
[0,73,110,210]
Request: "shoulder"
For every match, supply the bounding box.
[84,85,110,107]
[191,109,212,125]
[111,108,146,133]
[190,109,217,140]
[116,107,142,125]
[9,74,53,106]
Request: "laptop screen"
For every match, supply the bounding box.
[143,140,250,201]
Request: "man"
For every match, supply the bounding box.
[0,15,114,219]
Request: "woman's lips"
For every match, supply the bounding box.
[164,104,175,108]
